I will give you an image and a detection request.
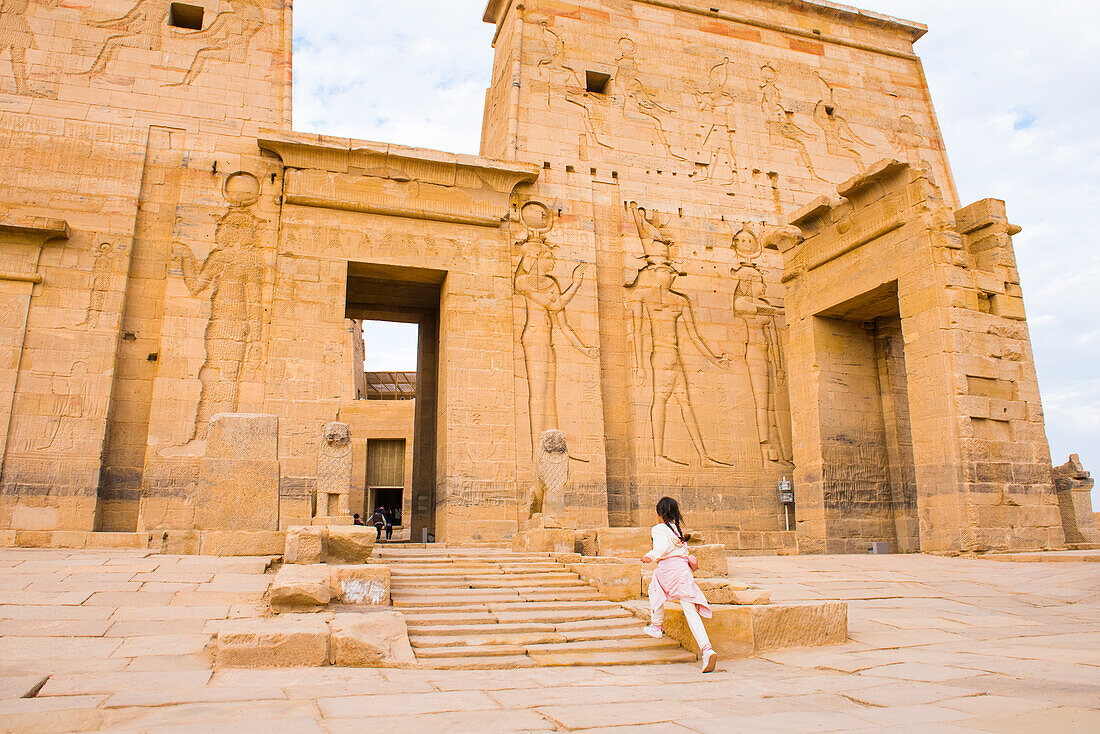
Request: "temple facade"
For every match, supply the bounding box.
[0,0,1067,553]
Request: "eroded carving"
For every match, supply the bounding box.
[316,421,352,520]
[1,0,57,97]
[514,201,597,452]
[690,57,739,185]
[813,75,870,172]
[36,360,90,452]
[79,0,171,77]
[760,64,823,182]
[167,0,264,87]
[528,429,568,523]
[78,243,112,328]
[173,172,264,441]
[730,225,793,463]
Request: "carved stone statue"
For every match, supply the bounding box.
[1053,454,1100,546]
[315,421,352,521]
[528,429,569,524]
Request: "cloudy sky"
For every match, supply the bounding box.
[294,1,1100,502]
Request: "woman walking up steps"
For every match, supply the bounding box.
[641,496,717,673]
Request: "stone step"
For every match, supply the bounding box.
[417,655,540,670]
[390,572,581,583]
[525,648,698,667]
[414,636,685,660]
[392,591,604,607]
[401,607,634,627]
[399,599,625,616]
[392,578,586,589]
[407,617,638,637]
[388,564,564,574]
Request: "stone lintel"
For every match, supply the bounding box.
[955,198,1022,236]
[0,215,70,244]
[836,158,910,200]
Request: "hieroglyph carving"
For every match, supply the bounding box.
[316,421,352,519]
[513,201,597,452]
[79,0,171,76]
[0,0,58,97]
[627,208,732,467]
[78,243,112,328]
[173,172,264,441]
[813,75,871,172]
[730,225,793,463]
[528,429,568,521]
[760,64,824,182]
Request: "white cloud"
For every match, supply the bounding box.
[296,1,1100,505]
[362,321,419,372]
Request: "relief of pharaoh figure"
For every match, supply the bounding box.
[79,0,172,77]
[168,0,265,87]
[0,0,56,96]
[514,202,597,453]
[628,263,732,468]
[173,207,264,441]
[760,63,824,182]
[730,226,792,464]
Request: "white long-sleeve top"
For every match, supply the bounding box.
[647,522,689,562]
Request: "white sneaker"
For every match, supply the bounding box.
[643,625,663,639]
[701,647,718,673]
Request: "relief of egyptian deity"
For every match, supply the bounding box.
[760,64,824,182]
[689,57,740,185]
[625,207,732,468]
[535,21,581,105]
[35,360,90,452]
[315,421,352,519]
[172,172,265,442]
[79,0,263,86]
[813,75,871,172]
[78,243,112,328]
[729,225,794,464]
[513,201,597,453]
[0,0,58,97]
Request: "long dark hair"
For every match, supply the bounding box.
[656,496,691,542]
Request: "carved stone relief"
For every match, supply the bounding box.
[813,75,871,172]
[689,57,740,185]
[513,201,597,454]
[79,0,171,77]
[172,171,265,442]
[35,360,91,453]
[0,0,59,97]
[729,224,793,464]
[625,207,731,467]
[528,428,568,523]
[760,64,824,182]
[315,421,352,520]
[78,243,112,328]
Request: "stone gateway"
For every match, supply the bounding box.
[0,0,1073,553]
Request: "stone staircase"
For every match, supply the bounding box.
[374,546,695,669]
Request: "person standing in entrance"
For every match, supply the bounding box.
[383,508,394,541]
[641,496,717,673]
[370,507,385,541]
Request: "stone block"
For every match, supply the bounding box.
[215,615,330,668]
[512,527,575,554]
[0,529,14,547]
[696,577,770,604]
[154,530,201,555]
[14,530,52,548]
[270,564,331,611]
[284,526,325,564]
[195,414,280,531]
[199,530,285,557]
[595,527,651,559]
[663,603,754,658]
[569,561,640,601]
[324,526,375,564]
[691,544,728,576]
[10,505,58,530]
[329,565,390,605]
[751,602,848,652]
[85,532,144,549]
[50,531,88,548]
[329,612,416,667]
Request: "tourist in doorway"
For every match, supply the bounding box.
[352,513,365,526]
[641,496,717,673]
[370,506,386,540]
[384,509,394,541]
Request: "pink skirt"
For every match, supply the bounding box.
[649,556,712,618]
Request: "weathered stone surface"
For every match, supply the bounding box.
[691,544,728,577]
[215,615,329,668]
[595,528,651,559]
[199,531,285,557]
[324,527,375,564]
[314,422,352,523]
[512,528,575,554]
[1053,455,1100,545]
[696,577,770,605]
[284,526,325,565]
[329,565,390,605]
[663,603,754,658]
[195,414,280,532]
[270,564,331,611]
[751,602,848,652]
[569,562,640,602]
[329,612,415,667]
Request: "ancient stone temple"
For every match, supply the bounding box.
[0,0,1068,553]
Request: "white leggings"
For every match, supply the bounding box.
[651,600,712,650]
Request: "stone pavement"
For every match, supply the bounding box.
[0,549,1097,733]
